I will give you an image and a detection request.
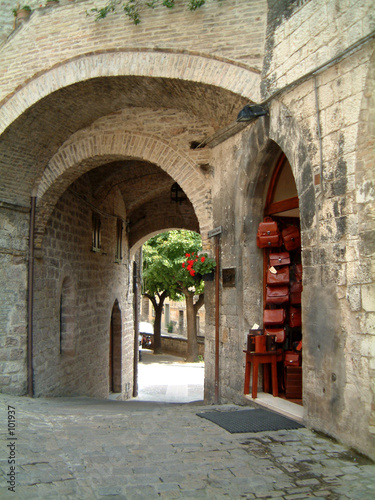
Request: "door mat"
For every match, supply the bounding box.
[196,408,304,433]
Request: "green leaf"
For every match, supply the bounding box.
[142,230,205,300]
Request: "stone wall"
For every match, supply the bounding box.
[203,0,375,459]
[263,1,375,458]
[0,204,30,394]
[145,334,205,358]
[262,0,374,98]
[32,181,134,398]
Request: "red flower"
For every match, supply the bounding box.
[201,256,205,263]
[189,269,195,276]
[186,253,190,257]
[182,262,185,268]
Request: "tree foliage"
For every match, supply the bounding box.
[143,230,200,296]
[88,0,224,24]
[142,230,215,359]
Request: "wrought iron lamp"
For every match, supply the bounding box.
[236,104,268,122]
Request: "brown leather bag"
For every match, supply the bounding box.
[289,306,301,328]
[290,281,302,304]
[282,225,301,251]
[284,351,301,366]
[266,285,289,305]
[256,217,281,248]
[269,251,291,267]
[265,327,286,343]
[263,308,286,325]
[266,266,290,286]
[294,263,302,282]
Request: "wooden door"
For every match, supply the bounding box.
[109,318,113,392]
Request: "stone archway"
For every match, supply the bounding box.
[34,128,213,248]
[236,102,316,254]
[226,105,316,407]
[0,51,261,135]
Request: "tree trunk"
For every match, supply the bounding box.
[145,292,167,354]
[153,304,163,354]
[185,293,199,362]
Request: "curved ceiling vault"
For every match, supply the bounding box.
[0,75,248,247]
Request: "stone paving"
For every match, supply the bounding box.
[0,355,374,499]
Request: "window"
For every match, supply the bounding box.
[115,218,123,262]
[92,212,101,252]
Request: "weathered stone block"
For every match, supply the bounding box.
[347,285,361,312]
[362,285,375,312]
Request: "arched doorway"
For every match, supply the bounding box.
[264,153,303,404]
[109,300,122,394]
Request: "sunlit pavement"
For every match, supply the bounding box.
[136,349,204,403]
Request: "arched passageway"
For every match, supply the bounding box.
[0,5,262,400]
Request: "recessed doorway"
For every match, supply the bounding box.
[264,154,303,405]
[109,300,122,394]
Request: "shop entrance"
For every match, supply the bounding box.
[263,154,303,404]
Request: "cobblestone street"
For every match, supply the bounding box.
[0,354,374,499]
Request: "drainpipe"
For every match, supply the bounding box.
[28,194,37,397]
[133,260,139,397]
[214,233,221,404]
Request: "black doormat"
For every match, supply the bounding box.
[196,408,304,433]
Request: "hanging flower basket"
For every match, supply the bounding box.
[181,252,216,283]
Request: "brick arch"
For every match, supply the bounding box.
[34,130,212,247]
[0,50,261,136]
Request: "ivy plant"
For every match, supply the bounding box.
[88,0,223,24]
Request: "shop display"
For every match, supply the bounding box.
[256,217,282,248]
[259,217,303,400]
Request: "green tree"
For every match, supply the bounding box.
[142,230,215,360]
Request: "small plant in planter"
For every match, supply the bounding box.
[12,5,32,28]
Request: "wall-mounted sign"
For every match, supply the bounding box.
[222,267,236,287]
[208,226,223,238]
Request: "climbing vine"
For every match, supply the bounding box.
[88,0,224,24]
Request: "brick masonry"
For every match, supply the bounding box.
[0,0,374,460]
[32,179,134,398]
